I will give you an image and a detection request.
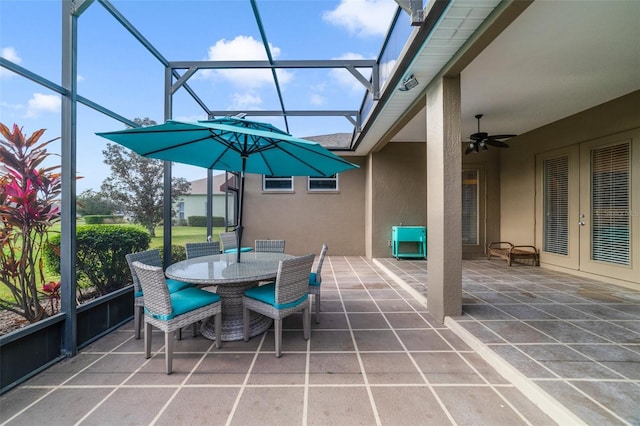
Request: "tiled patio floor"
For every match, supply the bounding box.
[2,257,639,425]
[377,258,640,426]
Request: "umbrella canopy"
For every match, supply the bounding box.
[97,117,359,260]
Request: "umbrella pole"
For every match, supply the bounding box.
[236,158,247,263]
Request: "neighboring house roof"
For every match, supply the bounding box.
[188,174,235,195]
[304,133,352,149]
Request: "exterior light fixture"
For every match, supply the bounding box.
[398,74,419,91]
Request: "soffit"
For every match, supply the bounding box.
[383,0,640,147]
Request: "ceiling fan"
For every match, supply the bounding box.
[464,114,516,155]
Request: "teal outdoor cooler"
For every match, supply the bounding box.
[391,226,427,260]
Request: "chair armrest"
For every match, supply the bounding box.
[488,241,514,250]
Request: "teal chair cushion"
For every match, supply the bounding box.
[166,278,193,293]
[309,272,321,286]
[136,278,192,299]
[244,283,308,309]
[223,247,254,254]
[147,287,221,321]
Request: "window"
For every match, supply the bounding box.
[263,176,293,191]
[591,142,630,265]
[543,156,569,255]
[177,202,185,220]
[308,174,338,191]
[461,170,478,245]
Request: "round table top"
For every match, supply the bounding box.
[165,252,293,285]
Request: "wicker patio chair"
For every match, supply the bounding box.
[242,253,315,357]
[185,241,221,259]
[131,261,222,374]
[254,239,286,253]
[220,231,253,254]
[125,249,193,339]
[309,244,328,324]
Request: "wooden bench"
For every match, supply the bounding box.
[487,242,539,266]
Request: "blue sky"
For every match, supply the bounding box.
[1,0,399,192]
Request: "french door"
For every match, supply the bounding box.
[536,131,639,283]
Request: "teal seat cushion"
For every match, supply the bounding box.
[244,283,308,309]
[223,247,254,254]
[137,279,191,299]
[147,287,220,321]
[309,272,321,286]
[166,278,193,293]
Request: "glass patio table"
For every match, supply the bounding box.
[165,252,293,341]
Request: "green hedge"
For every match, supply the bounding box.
[44,225,151,295]
[188,216,226,227]
[83,215,125,224]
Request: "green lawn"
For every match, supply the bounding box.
[0,224,226,303]
[150,225,226,249]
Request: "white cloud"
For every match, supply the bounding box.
[205,35,293,88]
[25,93,61,118]
[1,100,24,112]
[1,46,22,78]
[229,92,263,110]
[309,94,326,106]
[323,0,396,37]
[330,52,372,92]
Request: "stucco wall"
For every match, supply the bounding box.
[238,156,367,256]
[370,142,428,258]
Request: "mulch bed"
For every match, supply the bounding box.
[1,291,102,336]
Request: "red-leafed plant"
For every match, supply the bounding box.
[42,280,61,314]
[0,123,61,323]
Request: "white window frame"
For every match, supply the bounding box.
[308,174,338,192]
[262,175,294,192]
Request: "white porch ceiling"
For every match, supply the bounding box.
[357,0,640,152]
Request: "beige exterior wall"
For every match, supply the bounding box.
[237,156,367,256]
[369,142,427,258]
[365,139,502,259]
[500,90,640,288]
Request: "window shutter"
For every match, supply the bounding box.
[543,156,569,255]
[591,143,630,265]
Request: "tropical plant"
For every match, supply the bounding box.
[0,123,61,323]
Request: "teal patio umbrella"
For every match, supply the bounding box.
[97,117,359,261]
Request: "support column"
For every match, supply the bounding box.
[426,76,462,322]
[60,0,79,356]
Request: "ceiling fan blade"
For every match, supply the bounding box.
[469,132,488,141]
[485,139,510,148]
[488,134,516,140]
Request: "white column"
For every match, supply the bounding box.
[426,76,462,322]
